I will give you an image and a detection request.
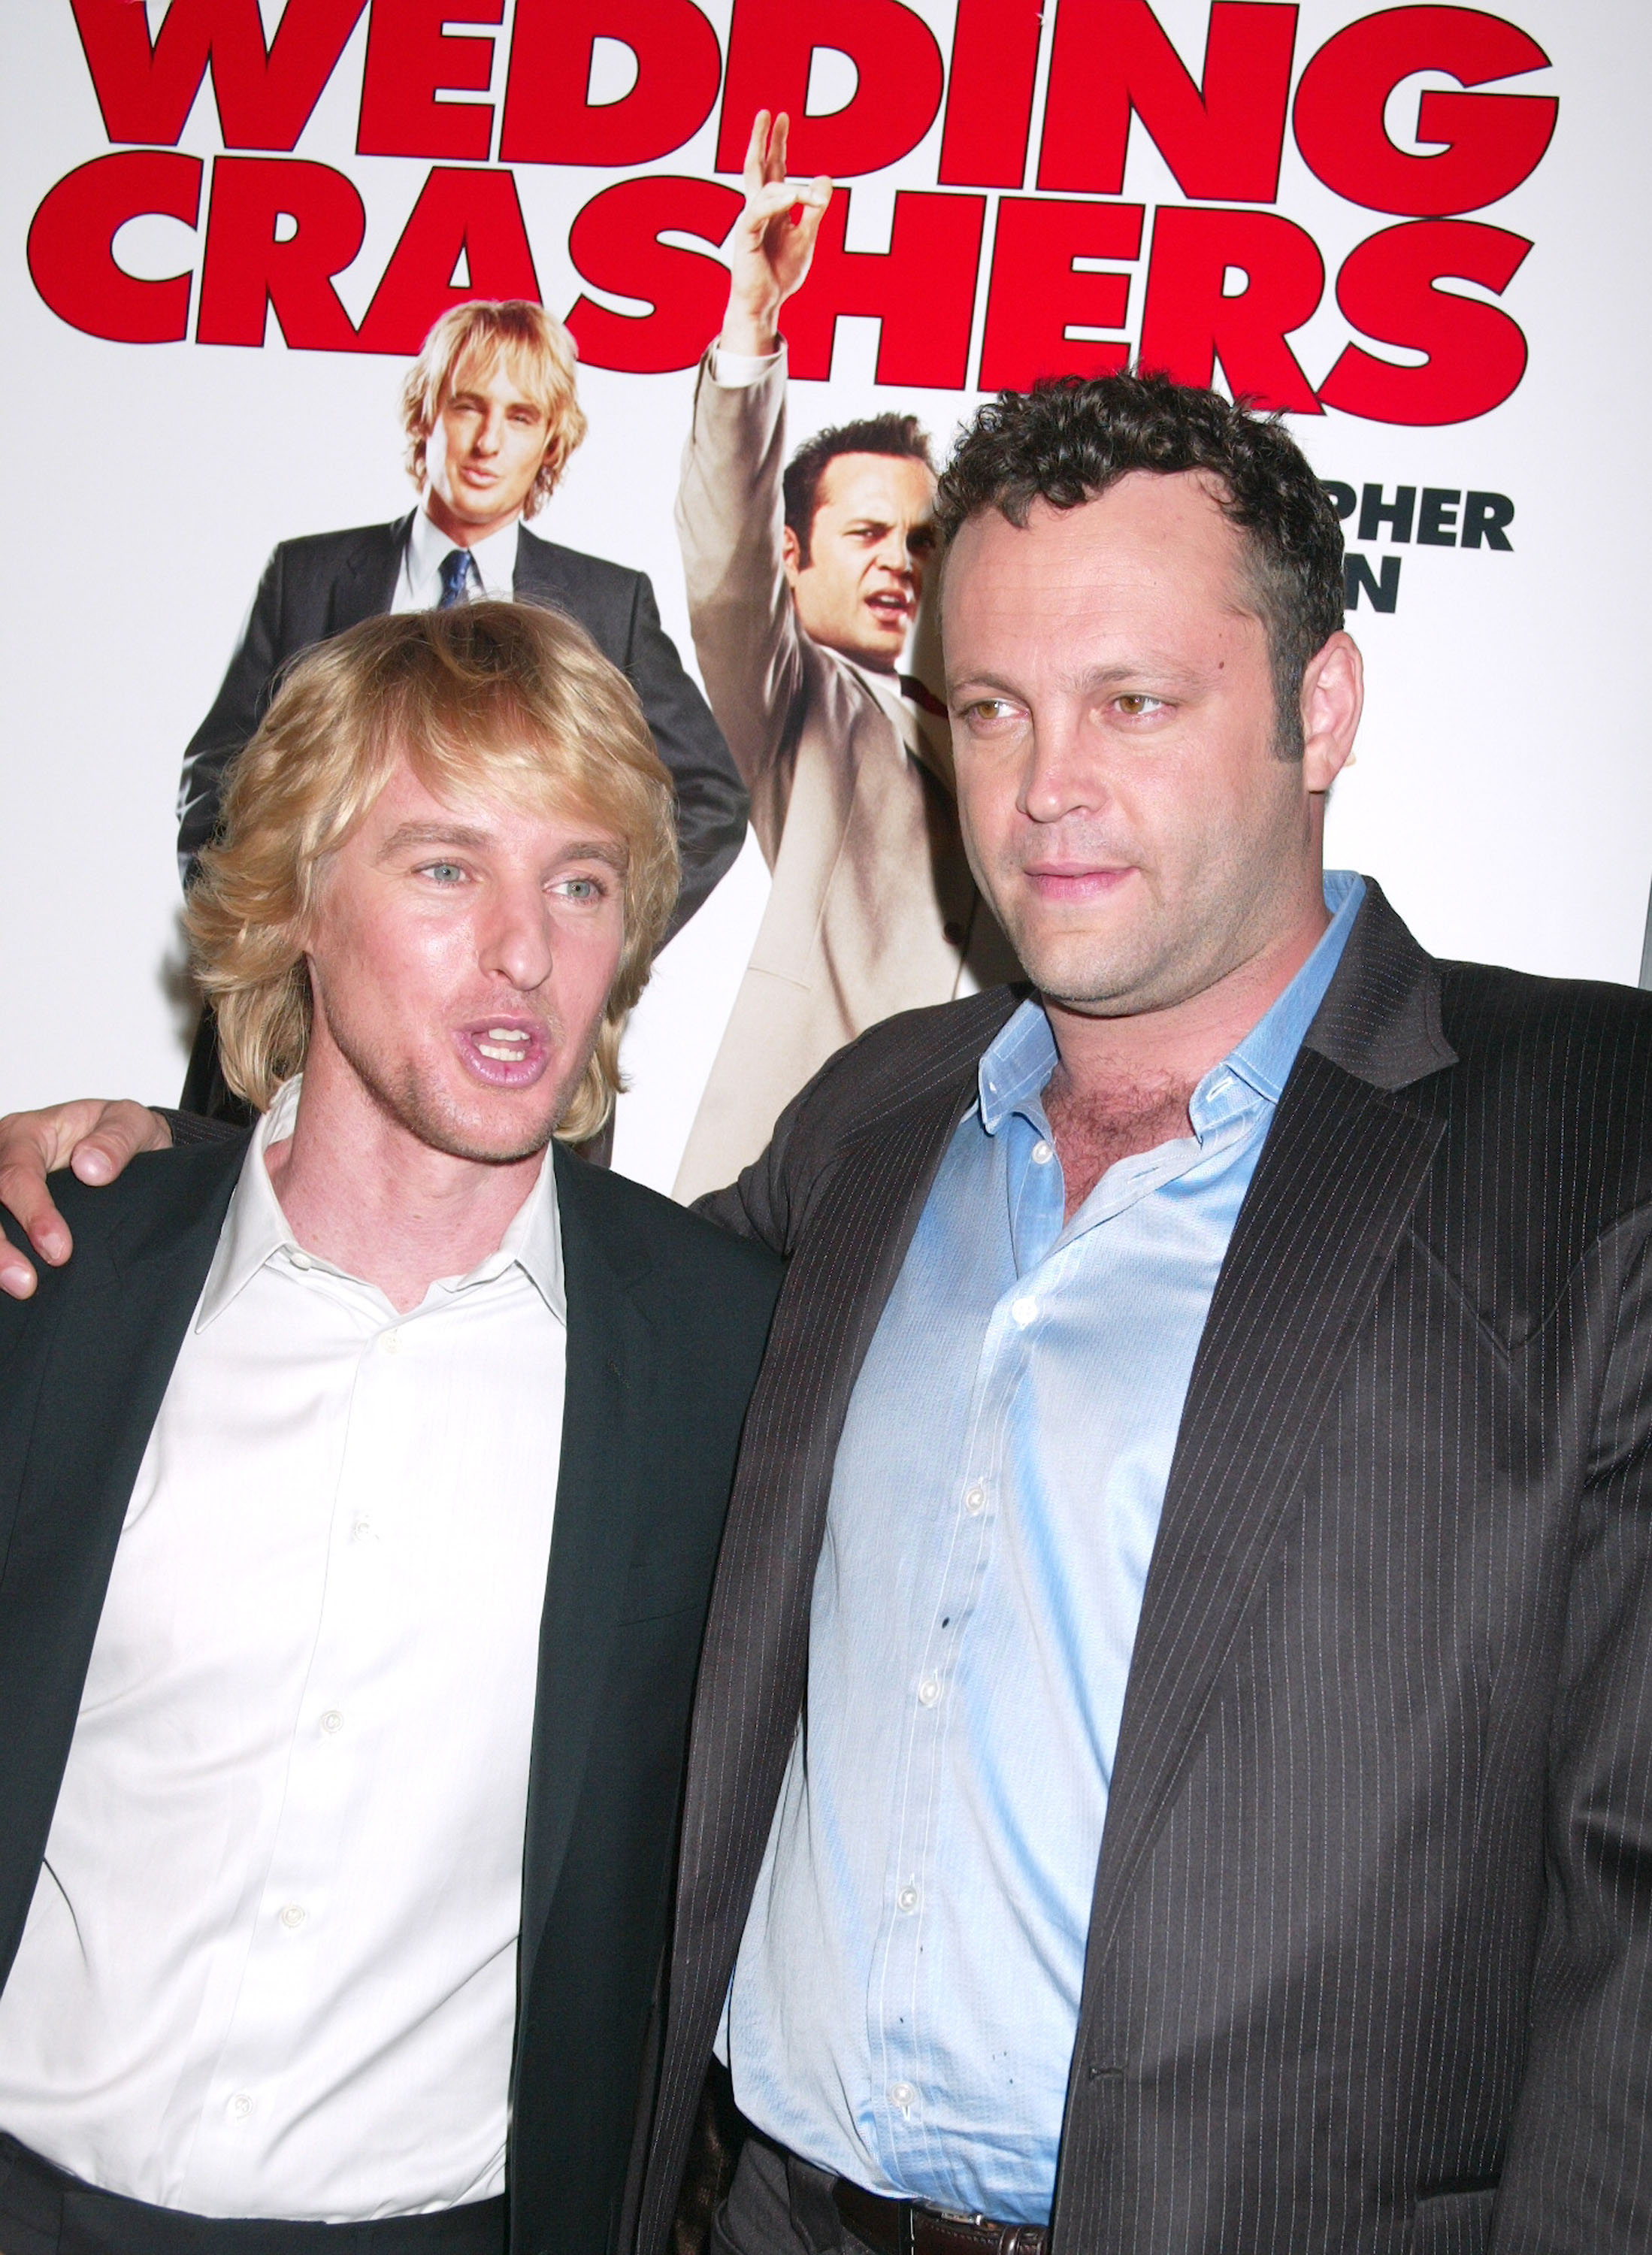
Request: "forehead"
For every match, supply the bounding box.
[814,450,936,522]
[942,470,1258,658]
[440,347,549,416]
[346,752,623,856]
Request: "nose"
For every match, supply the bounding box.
[478,879,554,994]
[473,404,504,455]
[1020,707,1108,827]
[876,525,915,579]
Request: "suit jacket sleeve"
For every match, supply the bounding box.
[675,350,806,869]
[175,546,290,886]
[616,566,749,940]
[1494,1213,1652,2246]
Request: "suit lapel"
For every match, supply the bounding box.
[516,1147,654,2005]
[512,525,566,607]
[0,1143,245,1978]
[1082,888,1457,1971]
[330,516,408,631]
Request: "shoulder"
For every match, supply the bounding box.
[516,527,645,607]
[782,986,1027,1150]
[264,520,404,579]
[1434,961,1652,1236]
[0,1140,247,1348]
[557,1152,780,1312]
[1441,961,1652,1100]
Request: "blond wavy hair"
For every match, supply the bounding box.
[401,301,588,518]
[186,602,678,1141]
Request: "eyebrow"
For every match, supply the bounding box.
[377,823,627,867]
[947,658,1215,701]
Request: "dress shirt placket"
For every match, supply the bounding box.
[186,1283,413,2202]
[863,1085,1266,2196]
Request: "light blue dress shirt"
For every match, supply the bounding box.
[723,873,1366,2223]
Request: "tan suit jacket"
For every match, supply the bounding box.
[670,350,1012,1202]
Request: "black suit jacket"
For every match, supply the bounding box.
[637,882,1652,2255]
[175,514,748,940]
[0,1137,779,2255]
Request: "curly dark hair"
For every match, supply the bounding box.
[784,412,935,566]
[936,371,1345,758]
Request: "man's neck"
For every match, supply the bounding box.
[1042,889,1330,1221]
[265,1061,546,1313]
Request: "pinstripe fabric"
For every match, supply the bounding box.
[640,883,1652,2255]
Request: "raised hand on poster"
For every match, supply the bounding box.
[722,110,833,358]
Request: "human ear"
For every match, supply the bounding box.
[1300,632,1363,792]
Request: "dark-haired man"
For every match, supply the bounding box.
[9,375,1652,2253]
[625,367,1652,2250]
[670,112,1011,1200]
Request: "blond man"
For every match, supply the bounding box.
[0,601,778,2255]
[177,301,746,1117]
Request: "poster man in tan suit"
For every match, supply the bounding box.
[671,110,1012,1201]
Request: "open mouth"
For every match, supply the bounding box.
[454,1019,552,1089]
[866,592,912,628]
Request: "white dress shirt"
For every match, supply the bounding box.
[392,506,521,612]
[0,1082,567,2220]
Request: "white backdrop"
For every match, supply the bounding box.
[2,0,1647,1194]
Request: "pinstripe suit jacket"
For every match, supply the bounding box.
[637,881,1652,2255]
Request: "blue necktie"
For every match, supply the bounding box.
[437,548,476,608]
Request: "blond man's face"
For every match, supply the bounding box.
[422,353,555,543]
[302,757,628,1164]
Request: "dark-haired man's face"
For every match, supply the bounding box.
[784,453,938,672]
[943,469,1357,1021]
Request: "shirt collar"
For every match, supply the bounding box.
[976,870,1367,1137]
[406,505,521,604]
[1224,869,1366,1106]
[196,1076,566,1328]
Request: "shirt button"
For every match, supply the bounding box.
[918,1676,941,1706]
[319,1709,345,1736]
[227,2093,255,2121]
[888,2082,915,2111]
[964,1483,985,1515]
[352,1518,373,1543]
[1010,1296,1038,1327]
[278,1904,307,1930]
[1031,1140,1054,1165]
[378,1330,401,1355]
[897,1884,920,1913]
[288,1250,313,1271]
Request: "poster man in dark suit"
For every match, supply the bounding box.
[8,377,1652,2252]
[178,297,748,1118]
[0,602,777,2255]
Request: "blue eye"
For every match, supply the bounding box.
[422,861,465,883]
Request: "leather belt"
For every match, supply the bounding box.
[832,2178,1048,2255]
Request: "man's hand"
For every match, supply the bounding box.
[0,1100,173,1300]
[721,109,832,358]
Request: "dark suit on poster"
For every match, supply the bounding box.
[177,513,748,927]
[0,1137,779,2255]
[637,882,1652,2255]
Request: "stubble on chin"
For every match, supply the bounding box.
[334,1028,567,1167]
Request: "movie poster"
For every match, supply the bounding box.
[4,0,1648,1195]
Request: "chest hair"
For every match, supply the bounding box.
[1044,1070,1200,1222]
